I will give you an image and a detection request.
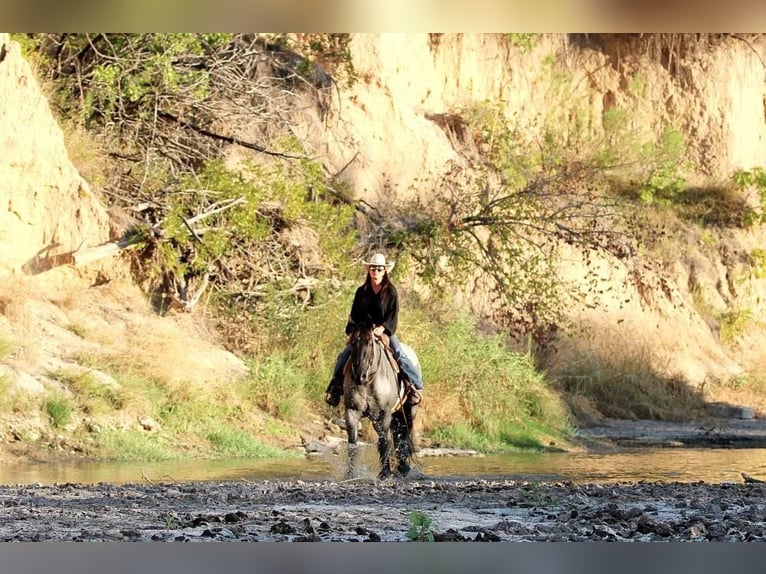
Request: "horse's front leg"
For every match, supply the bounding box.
[371,411,393,479]
[345,407,362,479]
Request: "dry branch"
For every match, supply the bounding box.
[72,242,122,266]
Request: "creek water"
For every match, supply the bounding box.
[2,446,765,486]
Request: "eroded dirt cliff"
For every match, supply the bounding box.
[2,33,766,462]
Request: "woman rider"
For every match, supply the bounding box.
[324,253,423,406]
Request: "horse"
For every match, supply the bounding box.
[343,324,417,479]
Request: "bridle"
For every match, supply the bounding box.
[350,327,382,385]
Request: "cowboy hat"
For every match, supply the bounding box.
[362,252,395,271]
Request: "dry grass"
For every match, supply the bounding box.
[61,120,111,190]
[704,352,766,417]
[547,321,707,422]
[414,390,465,439]
[0,277,32,325]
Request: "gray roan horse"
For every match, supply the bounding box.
[343,324,417,479]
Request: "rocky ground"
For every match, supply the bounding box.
[3,414,766,543]
[2,476,766,542]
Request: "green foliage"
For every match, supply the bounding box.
[732,167,766,226]
[749,248,766,278]
[243,356,308,420]
[419,313,572,451]
[406,511,435,542]
[505,33,539,53]
[135,155,356,325]
[44,394,73,428]
[206,427,290,458]
[295,33,357,87]
[382,89,698,344]
[65,323,87,338]
[627,73,647,98]
[719,307,752,344]
[427,422,493,452]
[96,429,181,462]
[52,34,230,126]
[49,369,125,416]
[635,129,687,205]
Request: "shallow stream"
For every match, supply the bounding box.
[3,446,765,486]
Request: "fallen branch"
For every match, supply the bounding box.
[186,197,246,226]
[157,110,305,160]
[168,271,211,313]
[72,242,122,266]
[742,472,766,484]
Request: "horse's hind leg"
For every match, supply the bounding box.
[392,410,414,477]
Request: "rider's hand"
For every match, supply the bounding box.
[373,325,385,337]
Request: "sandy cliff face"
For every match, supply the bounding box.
[0,33,112,278]
[0,35,247,446]
[303,33,766,385]
[315,34,766,203]
[3,33,766,392]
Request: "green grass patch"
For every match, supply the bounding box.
[49,369,125,415]
[44,394,73,428]
[95,429,182,462]
[719,307,752,344]
[206,426,296,458]
[418,313,572,452]
[242,356,309,421]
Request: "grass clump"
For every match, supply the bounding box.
[44,393,73,428]
[718,307,753,344]
[206,426,294,458]
[95,429,181,462]
[417,313,572,452]
[243,356,309,421]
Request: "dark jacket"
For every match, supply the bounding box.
[345,282,398,336]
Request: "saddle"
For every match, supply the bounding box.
[377,333,422,407]
[344,331,420,408]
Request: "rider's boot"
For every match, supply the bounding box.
[324,375,343,406]
[405,382,422,406]
[398,372,421,407]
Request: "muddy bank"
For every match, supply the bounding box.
[4,415,766,543]
[576,416,766,449]
[2,477,766,542]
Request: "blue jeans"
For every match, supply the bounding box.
[332,335,423,390]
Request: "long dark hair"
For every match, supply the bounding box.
[364,268,392,302]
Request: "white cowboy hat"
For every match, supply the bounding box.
[362,252,395,271]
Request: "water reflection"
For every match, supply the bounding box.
[2,446,765,486]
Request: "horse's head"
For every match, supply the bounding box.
[348,324,378,385]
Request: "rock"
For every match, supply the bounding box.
[705,402,755,419]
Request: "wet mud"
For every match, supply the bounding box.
[2,477,766,542]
